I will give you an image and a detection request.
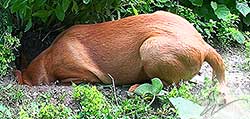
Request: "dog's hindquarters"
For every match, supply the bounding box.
[139,36,204,85]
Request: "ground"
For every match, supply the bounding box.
[0,47,250,119]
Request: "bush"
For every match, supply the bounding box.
[1,0,248,46]
[72,84,111,118]
[179,0,250,27]
[0,9,20,77]
[0,0,122,31]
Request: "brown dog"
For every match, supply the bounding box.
[15,11,226,91]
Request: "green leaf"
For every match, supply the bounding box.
[24,19,32,32]
[211,2,231,20]
[169,97,204,119]
[134,83,154,96]
[33,10,48,18]
[236,2,250,17]
[151,78,163,94]
[62,0,71,12]
[134,78,163,96]
[82,0,90,4]
[11,0,27,13]
[188,0,203,7]
[55,4,65,21]
[229,28,245,44]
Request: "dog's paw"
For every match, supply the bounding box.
[128,84,140,92]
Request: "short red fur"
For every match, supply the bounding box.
[16,11,226,90]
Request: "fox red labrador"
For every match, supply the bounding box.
[15,11,226,94]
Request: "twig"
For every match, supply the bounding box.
[212,99,248,115]
[145,95,156,110]
[108,73,119,106]
[201,98,248,116]
[41,26,65,42]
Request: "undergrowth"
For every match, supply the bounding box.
[1,76,250,118]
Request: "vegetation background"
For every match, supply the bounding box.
[0,0,250,118]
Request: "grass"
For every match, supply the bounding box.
[0,77,249,119]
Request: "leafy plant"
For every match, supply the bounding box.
[72,84,111,118]
[38,104,74,119]
[164,82,197,103]
[113,96,153,118]
[19,102,74,119]
[0,9,20,78]
[1,0,123,32]
[0,84,25,105]
[179,0,249,45]
[184,0,250,23]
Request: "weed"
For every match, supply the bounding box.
[166,82,197,102]
[19,102,75,119]
[0,84,25,105]
[72,84,111,118]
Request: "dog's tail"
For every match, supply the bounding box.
[204,46,225,84]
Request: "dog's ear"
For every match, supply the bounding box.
[14,70,23,84]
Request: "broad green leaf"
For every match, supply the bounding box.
[134,83,153,96]
[24,19,32,32]
[151,78,163,94]
[134,78,163,96]
[188,0,203,7]
[229,28,245,44]
[55,4,65,21]
[83,0,90,4]
[211,2,230,20]
[236,2,250,17]
[169,97,204,119]
[62,0,71,12]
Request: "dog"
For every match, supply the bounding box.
[15,11,226,95]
